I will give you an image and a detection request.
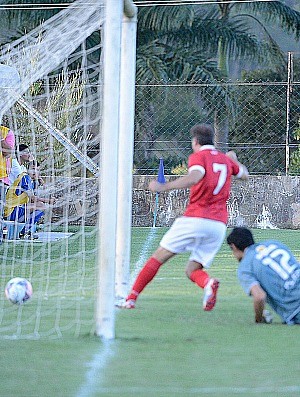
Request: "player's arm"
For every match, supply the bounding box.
[226,150,249,181]
[25,190,34,199]
[1,130,15,157]
[35,196,55,205]
[149,170,203,193]
[250,284,267,323]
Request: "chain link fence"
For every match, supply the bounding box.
[133,53,300,176]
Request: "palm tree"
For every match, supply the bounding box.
[208,0,300,147]
[135,2,300,152]
[0,0,70,44]
[2,1,300,160]
[215,0,300,74]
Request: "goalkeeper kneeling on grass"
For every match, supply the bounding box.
[227,227,300,325]
[4,171,54,239]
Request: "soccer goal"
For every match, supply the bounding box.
[0,0,137,340]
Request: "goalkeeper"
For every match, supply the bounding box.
[227,227,300,325]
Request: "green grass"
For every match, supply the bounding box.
[0,228,299,396]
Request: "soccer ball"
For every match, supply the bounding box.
[5,277,33,305]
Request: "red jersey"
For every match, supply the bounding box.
[184,145,242,224]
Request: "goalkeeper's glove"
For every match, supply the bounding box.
[255,310,273,324]
[262,310,273,323]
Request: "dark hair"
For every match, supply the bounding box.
[190,124,214,146]
[18,144,29,152]
[226,227,255,251]
[29,160,40,168]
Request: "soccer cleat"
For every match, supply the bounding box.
[203,278,219,311]
[123,299,136,309]
[20,232,39,240]
[116,299,136,309]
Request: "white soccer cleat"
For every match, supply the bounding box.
[203,278,220,311]
[123,299,136,309]
[115,298,136,309]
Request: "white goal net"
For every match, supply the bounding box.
[0,0,106,339]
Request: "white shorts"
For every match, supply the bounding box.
[159,216,226,268]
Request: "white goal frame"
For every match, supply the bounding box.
[95,0,137,339]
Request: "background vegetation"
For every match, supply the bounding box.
[1,1,300,175]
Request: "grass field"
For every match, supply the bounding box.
[0,228,299,397]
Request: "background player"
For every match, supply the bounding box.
[227,227,300,324]
[0,125,15,242]
[9,143,34,184]
[4,167,54,239]
[123,123,249,310]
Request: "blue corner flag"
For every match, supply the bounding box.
[153,158,165,228]
[157,158,166,183]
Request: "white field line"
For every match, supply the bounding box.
[82,385,300,395]
[76,227,158,397]
[76,339,115,397]
[130,227,158,285]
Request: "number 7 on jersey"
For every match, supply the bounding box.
[212,163,227,195]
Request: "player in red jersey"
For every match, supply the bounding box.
[123,124,249,310]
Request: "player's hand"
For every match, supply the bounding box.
[262,310,273,324]
[149,180,165,193]
[226,150,238,162]
[255,310,273,324]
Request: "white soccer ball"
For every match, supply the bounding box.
[0,64,21,89]
[5,277,33,305]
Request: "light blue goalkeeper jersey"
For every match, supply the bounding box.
[238,240,300,324]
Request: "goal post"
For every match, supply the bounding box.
[115,10,138,301]
[95,0,137,339]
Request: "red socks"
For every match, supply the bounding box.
[190,269,209,289]
[126,259,209,303]
[127,257,162,302]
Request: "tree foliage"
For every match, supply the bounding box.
[1,0,300,174]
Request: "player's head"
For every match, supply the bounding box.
[18,143,29,153]
[227,227,255,251]
[190,124,214,146]
[17,144,33,161]
[28,160,40,179]
[227,228,255,262]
